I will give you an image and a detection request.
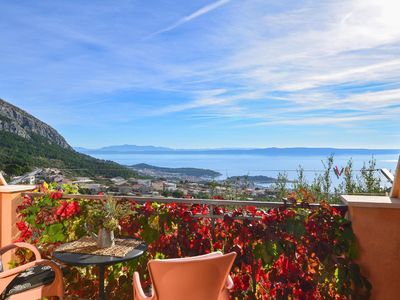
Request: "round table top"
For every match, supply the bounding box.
[52,240,148,267]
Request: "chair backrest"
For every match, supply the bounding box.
[148,252,236,300]
[390,156,400,197]
[0,172,7,186]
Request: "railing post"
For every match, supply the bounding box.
[282,197,288,209]
[210,205,215,242]
[0,184,35,269]
[341,194,400,299]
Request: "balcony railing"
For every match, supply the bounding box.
[23,192,349,217]
[10,190,365,299]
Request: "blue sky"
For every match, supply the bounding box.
[1,0,400,149]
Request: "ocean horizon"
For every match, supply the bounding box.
[88,152,399,184]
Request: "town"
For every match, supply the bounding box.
[8,167,280,201]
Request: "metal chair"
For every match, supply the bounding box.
[0,242,64,300]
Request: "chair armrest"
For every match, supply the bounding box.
[225,275,234,290]
[0,242,41,260]
[34,259,64,281]
[133,272,153,300]
[0,260,37,279]
[0,259,63,280]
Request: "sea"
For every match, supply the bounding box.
[90,153,399,185]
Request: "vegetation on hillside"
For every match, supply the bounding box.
[0,131,137,178]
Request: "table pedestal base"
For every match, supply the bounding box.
[99,265,106,300]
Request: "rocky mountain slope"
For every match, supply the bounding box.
[0,98,136,178]
[0,98,71,149]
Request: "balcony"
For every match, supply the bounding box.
[1,163,400,299]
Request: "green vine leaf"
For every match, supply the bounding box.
[43,223,65,243]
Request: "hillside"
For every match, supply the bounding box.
[0,99,70,149]
[0,99,137,178]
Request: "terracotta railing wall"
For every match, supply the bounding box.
[341,157,400,299]
[0,183,35,268]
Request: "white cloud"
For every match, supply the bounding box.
[148,0,231,37]
[2,0,400,134]
[278,60,400,92]
[250,115,383,127]
[157,0,400,128]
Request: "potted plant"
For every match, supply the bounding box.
[86,195,133,248]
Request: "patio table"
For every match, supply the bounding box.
[53,239,147,300]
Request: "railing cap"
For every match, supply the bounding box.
[24,192,347,210]
[341,195,400,209]
[0,185,36,193]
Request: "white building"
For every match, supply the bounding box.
[163,182,177,191]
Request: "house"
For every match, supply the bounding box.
[111,177,128,186]
[137,179,152,187]
[72,177,93,184]
[111,177,127,185]
[152,180,164,191]
[79,183,102,194]
[131,184,148,193]
[51,175,64,183]
[116,185,133,194]
[163,182,177,191]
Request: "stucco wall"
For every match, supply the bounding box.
[349,206,400,300]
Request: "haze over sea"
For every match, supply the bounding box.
[89,152,399,183]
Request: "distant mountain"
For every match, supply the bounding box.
[76,144,400,156]
[73,147,90,153]
[131,163,221,178]
[76,144,171,153]
[0,98,137,178]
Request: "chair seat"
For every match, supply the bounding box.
[1,263,68,299]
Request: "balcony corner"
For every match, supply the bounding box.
[341,192,400,299]
[0,182,36,269]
